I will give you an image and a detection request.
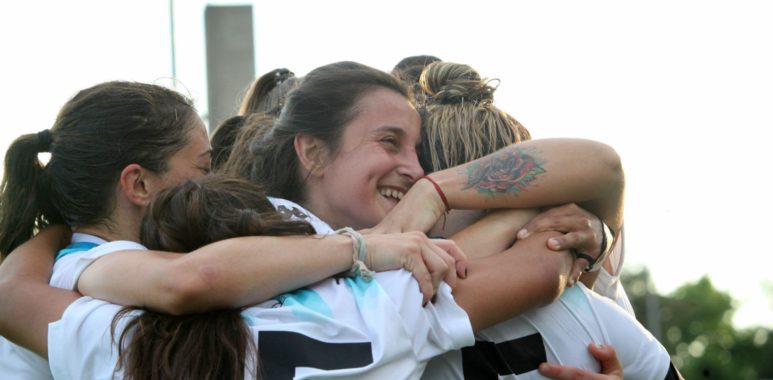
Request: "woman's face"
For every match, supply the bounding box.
[309,87,424,230]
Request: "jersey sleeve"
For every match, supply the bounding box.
[373,271,474,361]
[47,297,131,380]
[50,240,146,290]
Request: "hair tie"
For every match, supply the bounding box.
[36,129,53,152]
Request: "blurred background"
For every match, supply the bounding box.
[1,0,771,377]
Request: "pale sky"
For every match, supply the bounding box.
[1,0,771,329]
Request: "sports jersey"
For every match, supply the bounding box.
[48,269,473,379]
[0,233,142,380]
[422,283,671,380]
[593,236,635,316]
[47,201,474,379]
[269,196,334,234]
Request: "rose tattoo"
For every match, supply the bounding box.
[463,148,545,196]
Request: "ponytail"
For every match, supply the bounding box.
[0,130,63,258]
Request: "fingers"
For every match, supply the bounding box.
[588,344,623,376]
[430,239,468,280]
[538,362,603,380]
[519,208,589,239]
[427,241,457,290]
[537,344,624,380]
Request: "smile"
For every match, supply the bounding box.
[379,188,405,201]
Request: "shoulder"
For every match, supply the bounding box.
[268,197,334,234]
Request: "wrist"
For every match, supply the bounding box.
[419,176,450,216]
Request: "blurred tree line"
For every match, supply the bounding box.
[622,268,773,379]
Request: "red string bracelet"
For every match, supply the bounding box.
[421,176,450,213]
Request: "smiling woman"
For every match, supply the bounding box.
[251,61,424,230]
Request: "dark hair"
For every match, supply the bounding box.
[210,115,246,172]
[417,61,531,173]
[392,55,442,106]
[0,81,198,258]
[392,55,442,85]
[250,61,410,202]
[239,68,299,116]
[115,175,314,380]
[218,113,276,179]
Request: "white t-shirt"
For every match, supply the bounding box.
[47,201,474,379]
[422,283,670,380]
[0,233,143,380]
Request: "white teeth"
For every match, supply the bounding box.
[380,188,405,200]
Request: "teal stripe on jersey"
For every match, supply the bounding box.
[277,288,334,320]
[55,242,99,262]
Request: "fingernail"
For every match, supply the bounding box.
[517,229,528,239]
[595,343,606,349]
[548,238,561,250]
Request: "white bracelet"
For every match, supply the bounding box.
[335,227,374,281]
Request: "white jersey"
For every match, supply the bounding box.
[46,202,474,379]
[0,233,142,380]
[269,196,335,234]
[48,271,473,379]
[593,235,635,316]
[422,283,670,380]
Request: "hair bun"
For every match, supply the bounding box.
[36,129,53,152]
[420,62,497,105]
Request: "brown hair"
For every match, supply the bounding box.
[418,62,531,172]
[114,175,314,380]
[239,68,299,116]
[0,81,198,258]
[217,113,277,179]
[250,61,410,202]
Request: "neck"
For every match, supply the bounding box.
[72,205,143,243]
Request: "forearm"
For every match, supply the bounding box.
[0,225,77,357]
[454,231,573,331]
[450,208,539,259]
[430,138,625,233]
[80,234,355,315]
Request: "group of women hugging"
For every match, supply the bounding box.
[0,56,682,379]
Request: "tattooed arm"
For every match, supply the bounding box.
[376,138,624,240]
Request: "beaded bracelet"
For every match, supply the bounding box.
[335,227,374,281]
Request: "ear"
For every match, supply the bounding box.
[294,134,327,177]
[119,164,153,207]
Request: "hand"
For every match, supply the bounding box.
[361,231,467,305]
[371,178,447,234]
[538,344,623,380]
[516,203,604,285]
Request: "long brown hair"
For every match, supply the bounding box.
[113,175,314,380]
[0,81,197,258]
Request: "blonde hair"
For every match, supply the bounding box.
[418,62,531,172]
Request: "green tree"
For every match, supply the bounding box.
[622,268,773,379]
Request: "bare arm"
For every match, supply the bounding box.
[453,231,573,331]
[448,208,539,259]
[377,138,625,239]
[78,232,463,315]
[0,225,78,357]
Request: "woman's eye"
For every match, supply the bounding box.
[380,138,398,147]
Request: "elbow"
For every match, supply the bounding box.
[152,266,215,316]
[599,143,625,191]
